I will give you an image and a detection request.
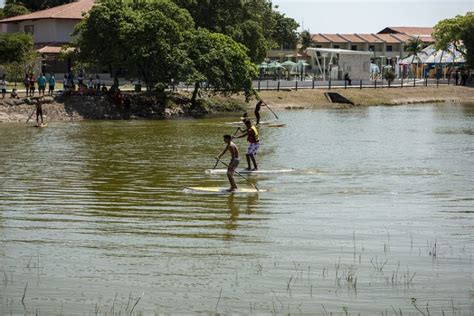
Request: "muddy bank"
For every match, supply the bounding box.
[251,85,474,109]
[0,92,247,123]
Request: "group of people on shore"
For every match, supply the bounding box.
[217,100,267,192]
[24,73,56,97]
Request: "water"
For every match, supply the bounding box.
[1,103,473,314]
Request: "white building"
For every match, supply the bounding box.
[0,0,95,72]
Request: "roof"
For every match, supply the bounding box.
[338,34,366,43]
[378,27,434,37]
[0,0,95,23]
[306,47,373,56]
[312,33,331,43]
[355,33,384,43]
[373,34,402,44]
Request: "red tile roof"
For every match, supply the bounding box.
[321,34,346,42]
[312,33,331,43]
[378,27,434,37]
[0,0,95,23]
[355,34,384,43]
[373,34,402,44]
[338,34,366,43]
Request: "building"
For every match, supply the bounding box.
[0,0,95,72]
[309,27,434,67]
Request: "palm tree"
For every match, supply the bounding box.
[405,37,425,78]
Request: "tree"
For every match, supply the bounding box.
[0,9,5,20]
[172,0,298,63]
[3,50,40,86]
[299,30,314,51]
[3,3,30,18]
[5,0,71,11]
[74,0,194,91]
[187,29,258,106]
[434,12,474,68]
[0,33,34,63]
[405,37,426,78]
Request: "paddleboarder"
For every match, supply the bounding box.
[235,119,259,171]
[254,100,266,125]
[216,135,240,192]
[35,98,44,125]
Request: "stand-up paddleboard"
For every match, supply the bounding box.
[225,120,275,126]
[183,187,265,194]
[205,168,296,175]
[267,123,286,128]
[34,123,48,128]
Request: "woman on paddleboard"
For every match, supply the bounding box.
[216,135,239,192]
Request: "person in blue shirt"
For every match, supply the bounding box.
[48,73,56,96]
[37,73,47,96]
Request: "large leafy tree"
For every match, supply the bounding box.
[2,3,30,18]
[5,0,71,11]
[434,12,474,67]
[172,0,298,63]
[74,0,194,90]
[187,29,258,106]
[0,33,34,63]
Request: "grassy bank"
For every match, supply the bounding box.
[249,86,474,109]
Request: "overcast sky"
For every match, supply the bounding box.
[273,0,473,33]
[1,0,472,33]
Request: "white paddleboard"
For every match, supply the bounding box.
[225,120,275,126]
[183,187,265,194]
[205,168,296,175]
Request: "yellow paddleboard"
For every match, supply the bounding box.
[183,187,265,194]
[35,123,48,128]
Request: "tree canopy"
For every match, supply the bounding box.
[2,3,30,18]
[187,28,257,105]
[171,0,299,63]
[5,0,71,12]
[434,12,474,67]
[0,33,34,63]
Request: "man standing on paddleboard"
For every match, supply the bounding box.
[235,120,259,171]
[216,135,239,192]
[254,100,266,125]
[35,99,44,125]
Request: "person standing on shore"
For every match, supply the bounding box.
[216,134,240,192]
[48,73,56,96]
[0,76,7,99]
[29,74,36,97]
[24,74,30,97]
[37,73,46,96]
[235,119,260,171]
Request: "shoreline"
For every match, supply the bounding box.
[1,86,473,123]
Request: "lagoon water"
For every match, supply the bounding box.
[0,103,473,314]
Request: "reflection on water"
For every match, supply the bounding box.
[0,103,473,314]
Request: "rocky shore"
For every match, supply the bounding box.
[0,92,247,123]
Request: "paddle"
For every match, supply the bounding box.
[215,157,260,191]
[264,102,279,120]
[253,89,279,120]
[25,108,36,124]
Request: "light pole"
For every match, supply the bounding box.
[321,53,328,81]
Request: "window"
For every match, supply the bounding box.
[369,45,375,51]
[282,43,291,50]
[333,44,340,49]
[24,25,34,35]
[351,45,357,51]
[316,45,322,48]
[386,45,393,52]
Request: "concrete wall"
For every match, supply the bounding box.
[7,19,78,43]
[339,54,371,80]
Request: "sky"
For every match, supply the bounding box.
[0,0,472,33]
[273,0,473,33]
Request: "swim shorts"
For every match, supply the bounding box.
[247,142,260,155]
[228,158,239,172]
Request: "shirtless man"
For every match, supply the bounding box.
[235,120,259,171]
[35,99,44,125]
[216,134,239,192]
[254,100,266,125]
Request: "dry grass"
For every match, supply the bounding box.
[249,85,474,109]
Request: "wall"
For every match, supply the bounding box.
[14,19,78,43]
[339,54,371,80]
